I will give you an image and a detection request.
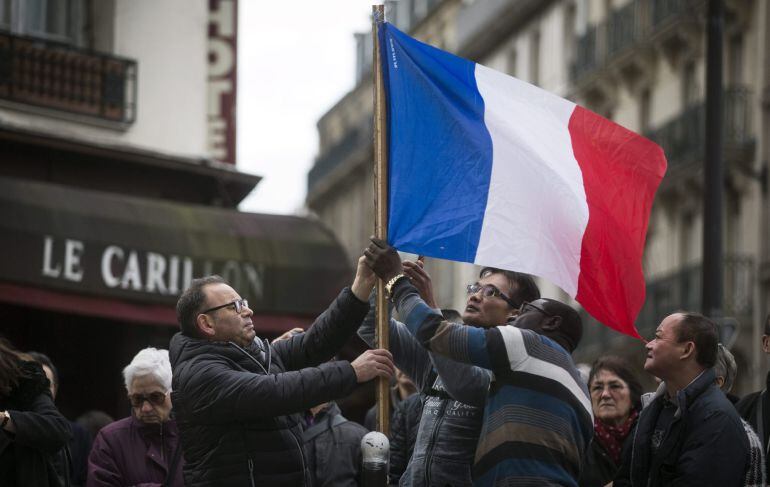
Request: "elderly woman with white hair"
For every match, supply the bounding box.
[713,344,766,487]
[87,347,184,487]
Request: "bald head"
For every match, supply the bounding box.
[514,298,582,353]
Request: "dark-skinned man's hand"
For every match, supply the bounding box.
[364,237,403,282]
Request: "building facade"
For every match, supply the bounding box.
[308,0,769,393]
[0,0,351,419]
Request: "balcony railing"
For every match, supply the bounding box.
[607,0,642,58]
[645,87,754,170]
[571,0,703,84]
[635,255,754,337]
[307,120,373,195]
[0,31,137,124]
[571,25,599,82]
[579,255,754,348]
[651,0,687,28]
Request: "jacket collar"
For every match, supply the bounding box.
[652,368,715,419]
[170,332,267,368]
[130,414,178,438]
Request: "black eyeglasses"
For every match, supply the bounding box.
[128,392,167,408]
[201,298,249,315]
[466,283,518,308]
[518,301,553,317]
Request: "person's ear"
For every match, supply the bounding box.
[680,341,695,361]
[762,335,770,354]
[541,315,562,332]
[196,313,216,338]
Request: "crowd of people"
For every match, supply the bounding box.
[2,239,770,486]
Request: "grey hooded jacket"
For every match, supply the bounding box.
[359,295,489,487]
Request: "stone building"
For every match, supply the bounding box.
[308,0,769,393]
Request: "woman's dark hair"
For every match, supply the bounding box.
[0,336,29,398]
[588,355,643,411]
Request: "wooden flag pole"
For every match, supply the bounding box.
[372,4,390,436]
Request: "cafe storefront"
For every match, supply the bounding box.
[0,176,353,419]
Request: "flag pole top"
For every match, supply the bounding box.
[373,4,384,24]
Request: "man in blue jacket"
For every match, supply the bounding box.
[615,312,749,486]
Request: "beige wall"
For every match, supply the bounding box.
[0,0,210,160]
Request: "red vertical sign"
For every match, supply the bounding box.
[208,0,238,164]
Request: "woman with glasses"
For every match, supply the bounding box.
[0,336,72,486]
[579,356,642,487]
[88,347,184,486]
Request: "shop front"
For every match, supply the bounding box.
[0,176,353,419]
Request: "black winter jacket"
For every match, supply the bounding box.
[169,287,368,487]
[736,370,770,480]
[303,402,367,487]
[0,360,72,487]
[388,392,422,485]
[578,421,635,487]
[614,369,749,487]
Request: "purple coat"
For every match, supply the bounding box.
[87,416,183,487]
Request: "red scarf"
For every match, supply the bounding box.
[593,409,638,464]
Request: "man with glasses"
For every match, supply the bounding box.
[364,238,592,487]
[358,250,540,486]
[169,257,395,487]
[88,347,184,486]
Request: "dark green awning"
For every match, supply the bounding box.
[0,176,352,325]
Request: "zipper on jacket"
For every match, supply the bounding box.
[160,421,165,461]
[229,341,270,374]
[424,398,448,486]
[231,340,307,486]
[289,426,308,487]
[247,458,256,487]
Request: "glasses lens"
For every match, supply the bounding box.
[466,284,479,295]
[481,285,498,298]
[233,299,248,313]
[129,392,166,407]
[148,392,166,405]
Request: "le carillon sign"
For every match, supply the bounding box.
[38,235,263,304]
[0,178,350,316]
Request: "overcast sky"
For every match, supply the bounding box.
[236,2,375,215]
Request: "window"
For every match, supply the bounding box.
[639,88,651,132]
[682,62,698,108]
[563,2,576,68]
[3,0,85,45]
[0,0,11,29]
[728,34,743,86]
[507,47,517,77]
[529,30,540,85]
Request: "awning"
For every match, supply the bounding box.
[0,177,352,331]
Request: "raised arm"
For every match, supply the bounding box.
[364,238,507,370]
[5,391,71,454]
[358,290,434,392]
[272,256,374,371]
[176,349,393,423]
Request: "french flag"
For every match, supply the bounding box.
[380,23,666,339]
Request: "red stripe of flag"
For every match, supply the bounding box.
[569,106,667,339]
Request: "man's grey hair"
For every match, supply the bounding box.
[713,343,737,394]
[123,347,172,392]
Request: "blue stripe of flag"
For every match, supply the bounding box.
[379,22,493,263]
